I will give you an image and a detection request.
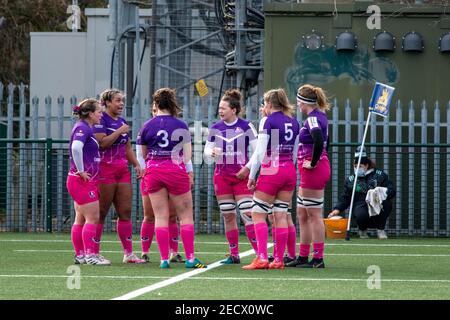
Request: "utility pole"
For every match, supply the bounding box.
[149,0,158,104]
[235,0,247,97]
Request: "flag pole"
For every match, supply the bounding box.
[345,111,372,241]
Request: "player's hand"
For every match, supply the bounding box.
[134,166,144,179]
[328,209,340,218]
[78,172,91,182]
[302,160,314,170]
[211,147,222,158]
[236,167,250,180]
[117,123,130,135]
[247,179,256,191]
[188,172,194,189]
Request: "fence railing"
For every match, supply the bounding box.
[1,82,450,236]
[0,139,449,237]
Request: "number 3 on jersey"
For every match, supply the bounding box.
[157,130,169,147]
[284,123,293,141]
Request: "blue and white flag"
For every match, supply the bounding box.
[369,82,395,118]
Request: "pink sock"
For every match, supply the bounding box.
[313,242,325,259]
[274,227,288,262]
[169,222,179,253]
[299,243,310,258]
[82,223,97,256]
[287,225,297,259]
[244,224,258,253]
[180,224,195,261]
[94,224,103,254]
[225,229,239,257]
[155,226,170,261]
[254,222,268,260]
[71,224,84,256]
[271,227,277,258]
[117,220,133,256]
[140,222,154,254]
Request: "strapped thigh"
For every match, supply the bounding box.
[237,197,253,225]
[218,200,237,215]
[273,199,289,213]
[252,197,272,214]
[297,195,324,208]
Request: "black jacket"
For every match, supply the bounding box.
[333,168,396,212]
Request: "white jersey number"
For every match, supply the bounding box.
[157,130,169,147]
[284,123,293,141]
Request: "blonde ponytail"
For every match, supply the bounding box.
[314,87,330,112]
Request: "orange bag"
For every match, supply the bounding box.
[323,218,348,239]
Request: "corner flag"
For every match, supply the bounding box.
[368,82,395,118]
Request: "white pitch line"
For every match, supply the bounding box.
[2,239,450,247]
[1,274,450,284]
[0,274,170,280]
[193,276,450,283]
[111,245,271,300]
[12,249,450,257]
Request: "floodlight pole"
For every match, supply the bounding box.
[345,111,372,241]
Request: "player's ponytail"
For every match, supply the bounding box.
[314,87,331,112]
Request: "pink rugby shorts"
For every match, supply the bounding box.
[143,162,190,195]
[213,171,252,196]
[140,170,150,196]
[255,162,297,196]
[66,174,99,205]
[299,156,330,190]
[98,161,131,184]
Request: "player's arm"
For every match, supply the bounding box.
[71,140,90,181]
[94,124,130,149]
[292,134,300,165]
[244,122,258,169]
[71,140,84,173]
[249,133,269,180]
[309,129,324,168]
[203,140,215,163]
[125,140,143,178]
[136,144,147,170]
[183,142,194,186]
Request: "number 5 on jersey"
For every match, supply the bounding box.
[285,123,293,141]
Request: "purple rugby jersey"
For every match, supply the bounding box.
[136,115,191,167]
[93,112,129,164]
[298,108,329,161]
[207,118,257,175]
[69,120,101,180]
[261,111,299,164]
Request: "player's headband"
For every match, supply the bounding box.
[296,94,317,104]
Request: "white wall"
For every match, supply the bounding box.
[30,8,152,138]
[30,32,87,138]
